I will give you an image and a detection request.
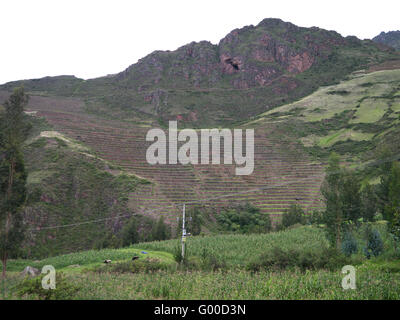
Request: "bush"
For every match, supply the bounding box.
[307,210,324,225]
[199,249,227,271]
[216,203,271,234]
[247,246,352,272]
[121,217,139,246]
[173,244,185,264]
[341,232,358,257]
[92,259,169,274]
[174,247,227,271]
[364,228,384,259]
[280,204,305,229]
[16,272,79,300]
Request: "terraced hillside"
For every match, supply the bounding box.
[2,67,399,238]
[247,68,400,172]
[0,90,325,226]
[2,18,399,242]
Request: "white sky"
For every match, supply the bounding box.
[0,0,399,84]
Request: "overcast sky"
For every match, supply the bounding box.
[1,0,399,84]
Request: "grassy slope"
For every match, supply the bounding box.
[246,69,400,170]
[2,226,400,299]
[21,116,149,258]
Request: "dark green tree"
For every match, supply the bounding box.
[321,153,343,249]
[321,153,365,249]
[375,147,393,216]
[121,216,139,246]
[385,162,400,248]
[361,183,378,222]
[153,216,170,241]
[340,170,361,224]
[364,227,384,259]
[187,207,203,236]
[341,232,358,257]
[281,204,305,229]
[217,203,271,234]
[0,87,29,279]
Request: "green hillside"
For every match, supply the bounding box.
[247,69,400,166]
[1,18,400,280]
[373,31,400,51]
[2,67,398,260]
[20,116,151,258]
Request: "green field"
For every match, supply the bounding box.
[2,225,400,300]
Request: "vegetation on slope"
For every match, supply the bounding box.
[373,31,400,51]
[247,69,400,170]
[20,116,151,258]
[1,19,398,127]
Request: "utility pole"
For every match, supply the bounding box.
[181,203,186,261]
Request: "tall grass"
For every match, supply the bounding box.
[132,226,330,266]
[68,269,400,300]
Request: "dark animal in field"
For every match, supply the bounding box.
[132,256,139,261]
[103,259,112,264]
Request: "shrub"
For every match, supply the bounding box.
[341,232,358,257]
[121,216,139,246]
[246,246,352,272]
[307,210,324,225]
[174,247,227,271]
[216,203,271,234]
[173,244,185,264]
[16,272,79,300]
[364,228,384,259]
[281,204,305,229]
[92,259,169,274]
[200,249,227,271]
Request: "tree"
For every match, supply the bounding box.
[152,216,170,241]
[216,204,271,234]
[281,204,305,229]
[340,170,361,224]
[321,153,343,249]
[341,232,358,257]
[121,216,139,246]
[375,147,393,216]
[321,153,364,249]
[364,227,384,259]
[361,183,378,222]
[0,87,29,279]
[385,162,400,248]
[187,207,203,236]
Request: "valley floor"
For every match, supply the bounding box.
[2,267,400,300]
[1,226,400,300]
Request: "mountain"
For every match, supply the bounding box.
[1,18,400,258]
[373,31,400,51]
[2,18,399,127]
[4,66,399,258]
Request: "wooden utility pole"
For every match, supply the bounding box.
[181,203,186,261]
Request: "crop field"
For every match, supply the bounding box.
[350,98,389,123]
[2,226,400,300]
[41,269,400,299]
[301,129,374,148]
[3,227,325,272]
[132,226,329,266]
